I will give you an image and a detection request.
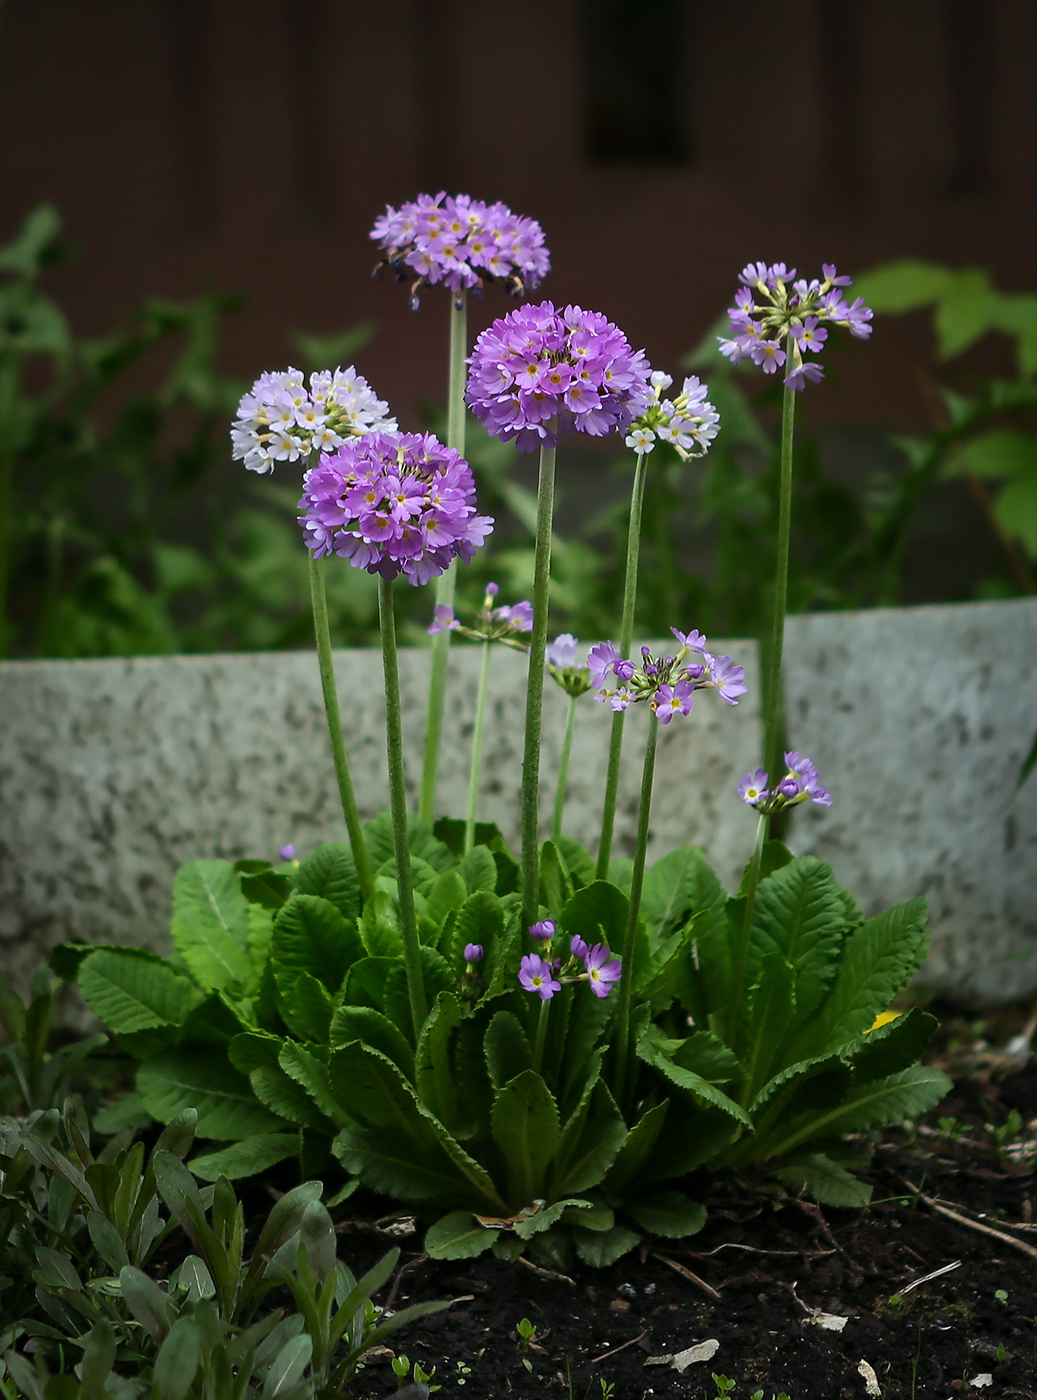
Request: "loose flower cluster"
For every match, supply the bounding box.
[428,581,533,650]
[370,192,550,308]
[738,751,832,814]
[518,921,622,1000]
[719,263,873,392]
[624,371,720,458]
[465,302,652,451]
[297,431,493,585]
[231,366,397,474]
[588,628,747,722]
[545,633,593,699]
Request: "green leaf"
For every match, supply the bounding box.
[155,1316,202,1400]
[846,1007,939,1082]
[484,1010,531,1089]
[48,941,94,983]
[958,428,1037,481]
[459,845,497,894]
[120,1264,174,1342]
[642,846,724,936]
[433,816,506,856]
[627,1190,706,1239]
[138,1050,287,1139]
[415,993,465,1135]
[772,1153,873,1209]
[86,1211,129,1271]
[278,1041,348,1127]
[490,1070,560,1206]
[189,1133,300,1181]
[551,1072,627,1197]
[788,899,929,1060]
[637,1025,751,1127]
[261,1333,312,1400]
[572,1224,641,1267]
[383,946,454,1041]
[272,893,363,996]
[170,860,252,992]
[359,888,403,957]
[767,1065,952,1158]
[294,842,360,922]
[743,952,796,1099]
[79,949,204,1035]
[423,870,468,937]
[603,1100,669,1192]
[364,811,454,872]
[995,477,1037,558]
[737,839,794,896]
[854,259,956,312]
[671,1030,741,1084]
[179,991,252,1047]
[449,891,506,971]
[251,1064,326,1127]
[558,880,628,951]
[749,856,848,1017]
[555,836,597,889]
[239,867,293,912]
[341,956,395,1012]
[424,1212,497,1260]
[539,840,574,916]
[329,1005,415,1080]
[276,969,333,1043]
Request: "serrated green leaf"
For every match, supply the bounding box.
[278,1041,348,1128]
[772,1153,873,1208]
[627,1190,706,1239]
[424,1212,497,1260]
[170,860,252,992]
[423,869,468,935]
[491,1070,559,1206]
[294,842,360,921]
[449,891,506,971]
[558,880,628,951]
[484,1010,531,1089]
[539,840,574,917]
[749,856,847,1018]
[189,1133,300,1182]
[743,952,796,1099]
[551,1070,626,1197]
[572,1224,640,1267]
[767,1064,951,1158]
[415,993,466,1136]
[329,1005,415,1079]
[459,845,497,894]
[138,1050,286,1139]
[364,811,454,872]
[383,946,454,1041]
[637,1025,750,1126]
[603,1100,669,1192]
[79,949,204,1035]
[641,846,724,937]
[846,1007,939,1082]
[340,956,395,1011]
[272,893,363,997]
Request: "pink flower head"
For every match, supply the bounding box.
[584,943,622,998]
[519,953,561,1000]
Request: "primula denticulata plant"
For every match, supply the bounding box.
[57,208,950,1269]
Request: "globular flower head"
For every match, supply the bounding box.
[297,431,493,585]
[466,301,652,451]
[528,919,556,943]
[719,263,873,391]
[231,366,397,475]
[737,753,832,815]
[463,943,484,964]
[370,192,550,308]
[545,633,593,699]
[626,373,721,460]
[589,629,748,722]
[584,943,622,998]
[519,953,561,1000]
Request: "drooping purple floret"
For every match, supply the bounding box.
[297,431,493,585]
[528,919,556,942]
[707,653,749,705]
[584,943,623,998]
[466,301,652,451]
[370,192,550,307]
[545,633,578,669]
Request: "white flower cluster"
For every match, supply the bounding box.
[624,371,720,458]
[230,366,397,474]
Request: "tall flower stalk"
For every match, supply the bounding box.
[378,575,427,1039]
[421,291,468,823]
[544,634,592,843]
[520,440,557,928]
[465,639,491,854]
[308,552,373,903]
[612,717,658,1108]
[551,693,579,843]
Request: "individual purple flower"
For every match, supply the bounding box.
[232,366,397,475]
[545,634,593,699]
[428,604,461,635]
[297,431,493,585]
[655,679,695,725]
[584,944,623,998]
[570,934,589,960]
[528,919,556,942]
[588,641,622,688]
[784,751,818,782]
[465,301,652,451]
[671,627,708,654]
[279,843,298,861]
[496,599,534,631]
[706,653,749,705]
[546,633,578,669]
[719,263,873,391]
[738,769,770,807]
[463,943,484,964]
[519,953,562,1000]
[370,192,550,308]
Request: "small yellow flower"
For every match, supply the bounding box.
[867,1010,901,1033]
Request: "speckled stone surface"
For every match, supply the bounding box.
[785,597,1037,1005]
[0,641,760,996]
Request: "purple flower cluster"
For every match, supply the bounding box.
[370,192,550,308]
[518,925,622,1000]
[545,633,593,699]
[738,751,832,814]
[231,366,396,474]
[297,431,493,585]
[428,581,533,647]
[624,371,721,459]
[465,302,652,451]
[588,628,747,723]
[718,263,873,392]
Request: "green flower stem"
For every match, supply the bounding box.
[0,358,20,659]
[378,574,428,1040]
[612,715,659,1110]
[764,380,797,777]
[420,290,468,825]
[464,640,492,854]
[532,997,550,1076]
[596,448,649,880]
[308,552,373,903]
[551,693,579,843]
[520,439,557,932]
[730,810,768,1043]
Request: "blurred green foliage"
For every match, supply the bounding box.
[3,208,1033,663]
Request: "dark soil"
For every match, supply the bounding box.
[329,1021,1037,1400]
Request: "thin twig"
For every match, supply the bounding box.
[900,1260,961,1295]
[684,1242,836,1260]
[383,1252,429,1315]
[589,1330,649,1366]
[652,1252,722,1301]
[517,1255,575,1286]
[903,1180,1037,1263]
